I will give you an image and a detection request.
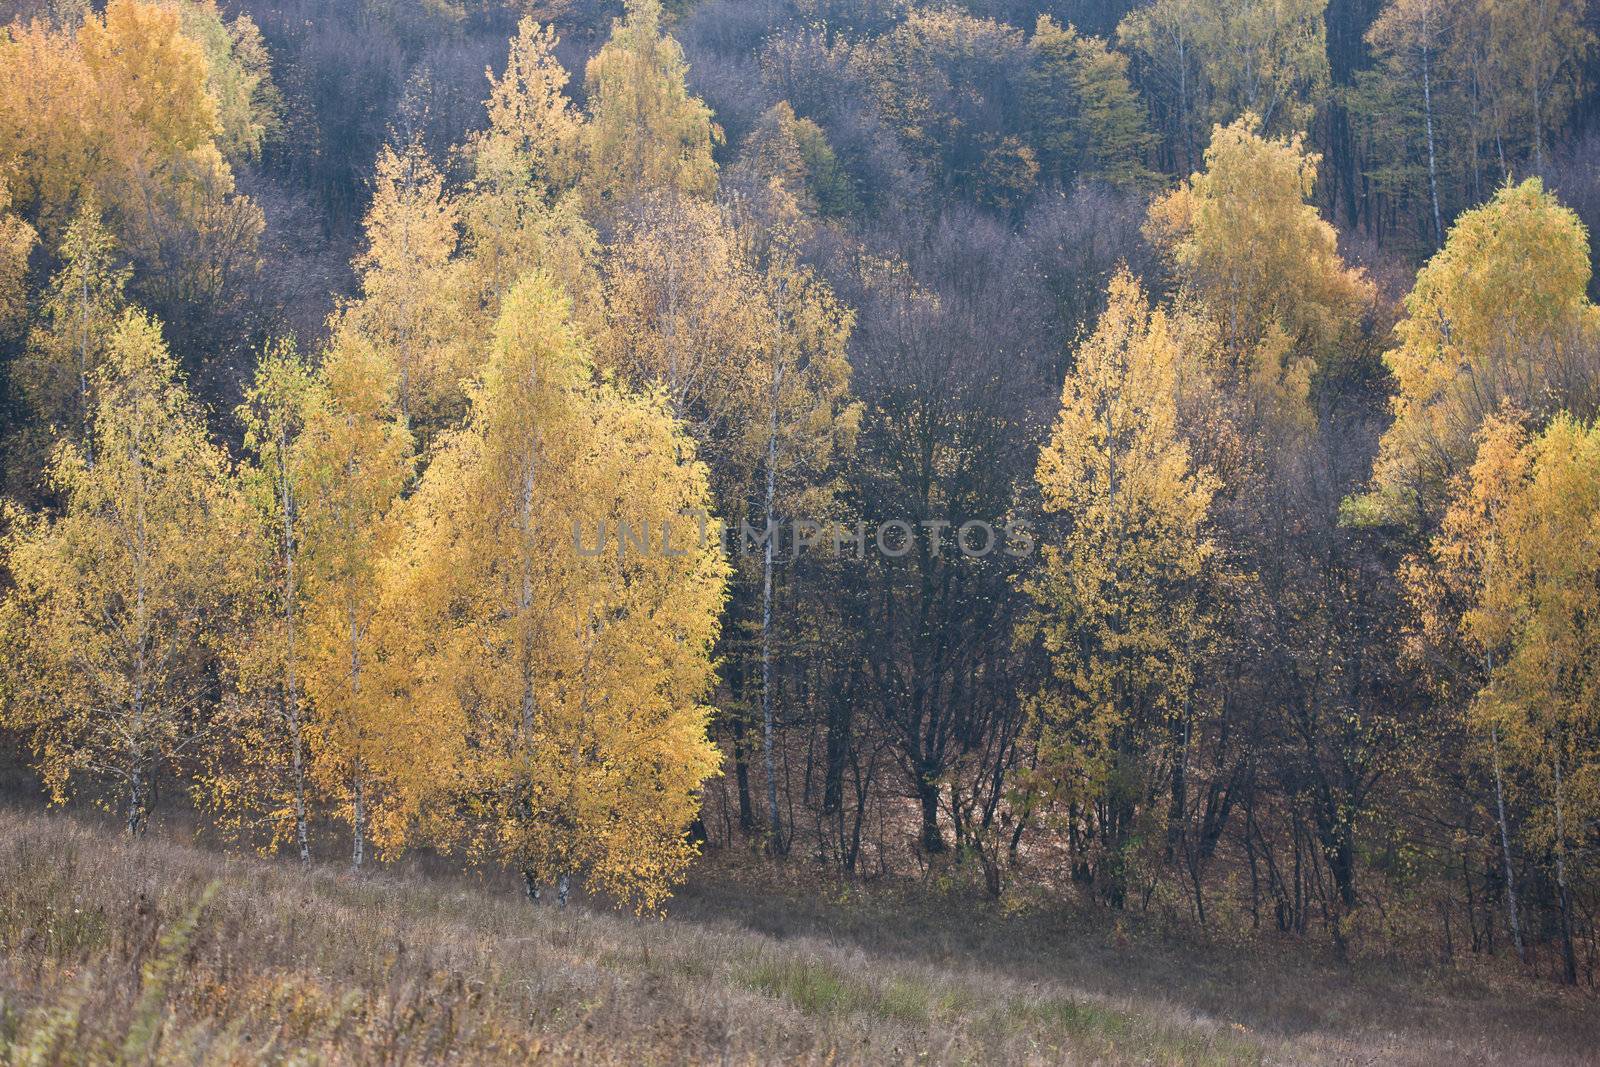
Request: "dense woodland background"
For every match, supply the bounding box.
[2,0,1600,995]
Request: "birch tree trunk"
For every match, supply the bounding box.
[126,762,149,836]
[1490,718,1525,962]
[349,604,366,871]
[278,431,311,864]
[351,769,365,870]
[1421,40,1444,247]
[80,272,93,468]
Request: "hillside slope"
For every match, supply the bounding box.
[0,808,1593,1065]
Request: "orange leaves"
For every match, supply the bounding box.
[0,1,266,309]
[79,0,220,159]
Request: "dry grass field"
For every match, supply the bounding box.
[0,807,1595,1065]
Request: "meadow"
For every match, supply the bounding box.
[1,806,1594,1065]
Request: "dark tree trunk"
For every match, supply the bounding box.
[731,715,755,833]
[822,678,855,816]
[918,776,945,853]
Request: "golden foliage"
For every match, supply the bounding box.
[1149,116,1372,430]
[1366,179,1600,521]
[599,194,770,484]
[0,311,252,833]
[373,273,727,909]
[1426,411,1600,880]
[296,331,415,857]
[343,139,473,437]
[472,16,584,192]
[582,0,721,210]
[6,199,129,497]
[0,179,35,339]
[0,0,263,297]
[462,19,601,336]
[1026,269,1219,810]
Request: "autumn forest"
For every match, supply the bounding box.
[1,0,1600,1059]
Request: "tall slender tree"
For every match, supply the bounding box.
[343,138,471,439]
[1025,269,1220,905]
[298,330,414,869]
[376,273,727,909]
[203,341,323,860]
[1,311,251,835]
[7,199,128,497]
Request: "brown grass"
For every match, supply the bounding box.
[0,807,1593,1065]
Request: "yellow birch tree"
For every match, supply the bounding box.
[1147,116,1372,433]
[0,311,252,834]
[1024,269,1220,904]
[581,0,721,211]
[298,329,415,869]
[202,341,324,860]
[376,272,726,910]
[7,199,130,498]
[460,17,600,337]
[1433,412,1600,982]
[1362,179,1600,523]
[342,138,472,439]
